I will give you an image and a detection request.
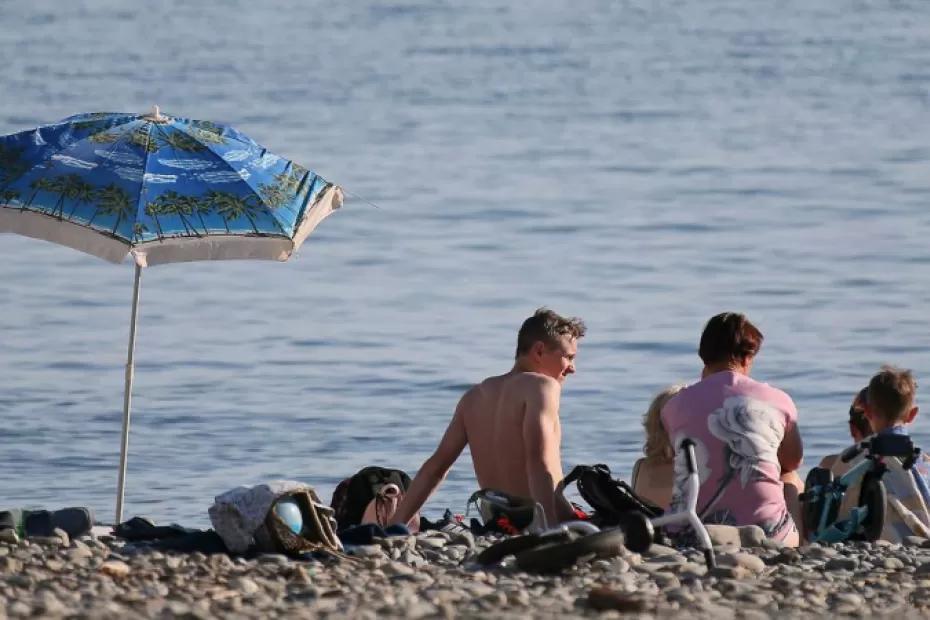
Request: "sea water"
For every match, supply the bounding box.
[1,0,929,525]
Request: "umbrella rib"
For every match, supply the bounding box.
[134,121,162,242]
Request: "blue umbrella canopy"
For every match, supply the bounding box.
[0,108,345,523]
[0,108,343,266]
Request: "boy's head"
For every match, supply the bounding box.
[865,366,919,431]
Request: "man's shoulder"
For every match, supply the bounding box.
[509,371,561,395]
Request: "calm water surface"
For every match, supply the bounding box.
[2,1,930,525]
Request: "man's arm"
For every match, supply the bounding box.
[390,396,469,525]
[522,377,573,525]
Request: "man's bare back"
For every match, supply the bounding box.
[390,309,584,528]
[462,372,565,501]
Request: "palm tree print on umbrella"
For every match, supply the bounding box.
[89,184,134,236]
[145,191,204,237]
[0,143,28,192]
[204,190,273,235]
[27,174,96,219]
[88,126,156,154]
[89,123,228,155]
[258,164,317,217]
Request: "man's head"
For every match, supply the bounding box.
[865,365,919,432]
[698,312,763,375]
[515,307,586,383]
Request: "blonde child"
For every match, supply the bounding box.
[631,384,687,509]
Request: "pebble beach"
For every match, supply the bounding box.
[4,525,930,619]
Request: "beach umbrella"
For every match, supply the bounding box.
[0,107,344,523]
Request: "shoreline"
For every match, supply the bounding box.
[2,527,930,618]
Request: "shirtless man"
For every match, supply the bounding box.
[390,308,586,527]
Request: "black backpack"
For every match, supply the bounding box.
[563,464,663,526]
[330,466,412,531]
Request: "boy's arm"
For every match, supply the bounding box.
[390,397,469,525]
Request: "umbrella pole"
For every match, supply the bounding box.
[115,263,143,525]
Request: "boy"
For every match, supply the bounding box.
[864,366,930,506]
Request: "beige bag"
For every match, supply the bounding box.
[255,489,344,557]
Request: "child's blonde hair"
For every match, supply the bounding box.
[642,384,687,461]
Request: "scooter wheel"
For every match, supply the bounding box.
[801,467,834,539]
[475,531,571,567]
[858,472,887,542]
[618,511,654,554]
[515,529,625,574]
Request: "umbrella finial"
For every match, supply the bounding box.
[143,105,167,124]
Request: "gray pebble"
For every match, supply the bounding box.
[825,557,859,571]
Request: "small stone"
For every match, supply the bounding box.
[28,535,64,547]
[346,544,383,558]
[825,557,859,572]
[653,572,680,589]
[385,561,416,577]
[834,592,864,607]
[51,528,70,547]
[737,525,767,548]
[705,525,742,547]
[905,536,928,548]
[772,548,801,565]
[588,587,651,612]
[257,553,289,564]
[8,601,31,616]
[802,545,838,559]
[0,529,19,545]
[417,537,446,550]
[44,559,64,571]
[209,553,235,569]
[68,545,93,561]
[915,562,930,575]
[229,577,260,595]
[710,566,750,580]
[883,558,905,570]
[718,552,765,574]
[645,544,679,557]
[677,562,708,579]
[99,560,130,578]
[0,557,22,573]
[36,591,67,615]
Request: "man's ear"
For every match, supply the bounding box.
[531,341,546,359]
[905,406,919,424]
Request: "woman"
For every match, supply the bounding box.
[631,384,686,509]
[660,312,804,546]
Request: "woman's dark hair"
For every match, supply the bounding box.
[848,387,871,439]
[698,312,763,366]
